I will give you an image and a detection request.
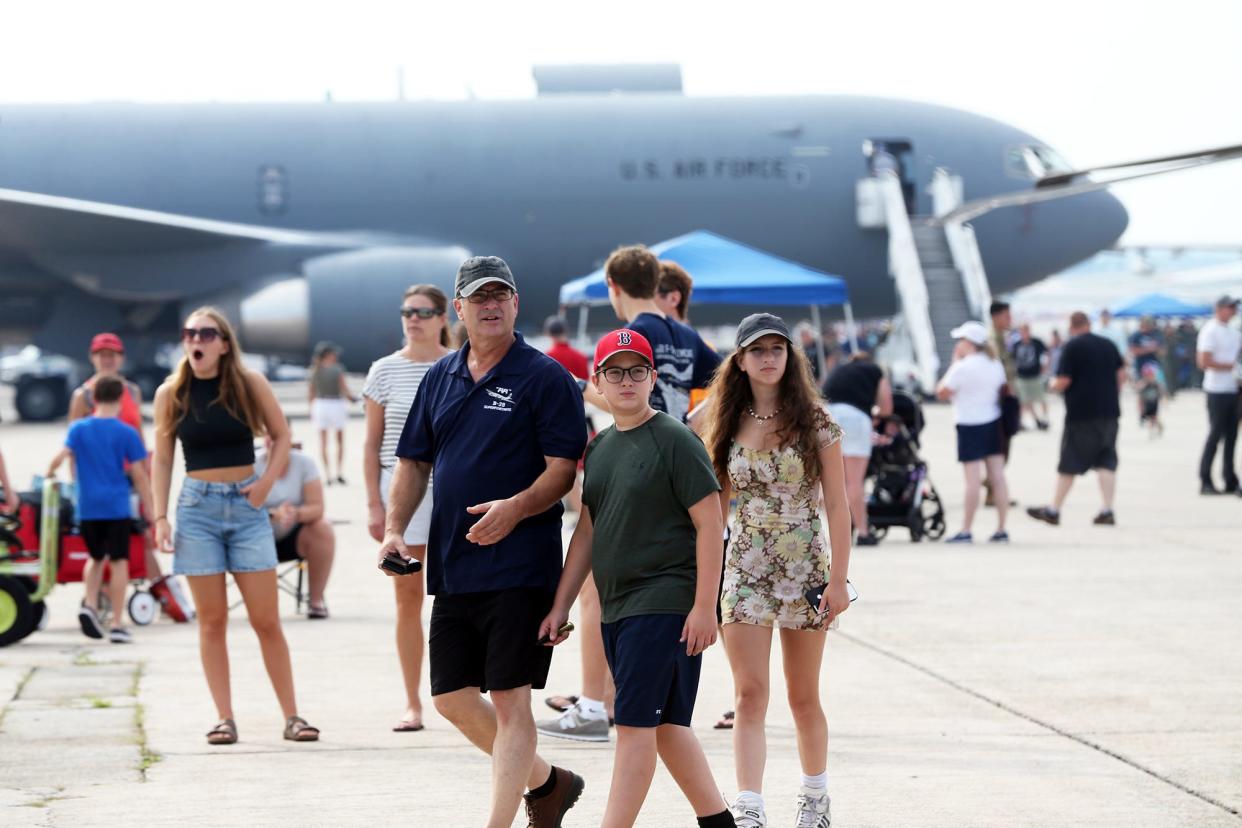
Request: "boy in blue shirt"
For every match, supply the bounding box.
[540,330,734,828]
[47,375,152,643]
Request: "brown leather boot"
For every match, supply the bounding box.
[522,766,585,828]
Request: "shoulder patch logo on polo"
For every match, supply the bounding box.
[617,331,632,345]
[484,385,515,412]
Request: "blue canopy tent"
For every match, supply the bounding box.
[559,230,855,371]
[1110,293,1213,319]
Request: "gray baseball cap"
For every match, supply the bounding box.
[455,256,517,298]
[736,313,792,348]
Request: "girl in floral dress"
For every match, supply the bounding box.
[703,313,853,828]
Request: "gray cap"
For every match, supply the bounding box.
[1217,295,1239,308]
[456,256,517,298]
[736,313,792,348]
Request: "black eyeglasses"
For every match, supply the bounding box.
[182,326,222,343]
[400,307,443,319]
[463,287,515,304]
[597,365,652,384]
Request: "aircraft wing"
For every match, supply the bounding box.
[0,187,368,254]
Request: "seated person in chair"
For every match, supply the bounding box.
[255,433,334,618]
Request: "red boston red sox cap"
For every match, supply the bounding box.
[594,329,654,372]
[90,332,125,354]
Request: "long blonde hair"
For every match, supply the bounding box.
[157,306,266,438]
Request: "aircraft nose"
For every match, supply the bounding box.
[1091,188,1130,250]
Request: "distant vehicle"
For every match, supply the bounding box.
[0,67,1133,419]
[0,347,82,421]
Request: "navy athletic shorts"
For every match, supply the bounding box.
[601,613,701,728]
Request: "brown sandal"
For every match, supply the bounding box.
[713,710,735,730]
[206,719,238,745]
[284,716,320,742]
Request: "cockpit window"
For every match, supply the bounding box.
[1006,144,1073,179]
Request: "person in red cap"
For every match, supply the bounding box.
[540,329,734,828]
[69,333,167,583]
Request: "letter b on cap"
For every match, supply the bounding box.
[617,331,632,345]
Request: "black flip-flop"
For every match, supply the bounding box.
[713,710,735,730]
[392,720,425,732]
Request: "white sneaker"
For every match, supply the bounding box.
[535,702,610,742]
[794,790,831,828]
[731,797,766,828]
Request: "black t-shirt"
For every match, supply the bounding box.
[1128,330,1163,371]
[1057,333,1123,421]
[824,361,883,412]
[1011,338,1048,379]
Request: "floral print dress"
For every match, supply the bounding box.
[720,410,843,630]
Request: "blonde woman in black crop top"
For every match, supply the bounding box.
[151,306,320,745]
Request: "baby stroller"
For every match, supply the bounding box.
[865,392,946,543]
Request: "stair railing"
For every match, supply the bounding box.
[878,172,940,391]
[931,166,993,321]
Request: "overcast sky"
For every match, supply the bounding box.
[3,1,1239,245]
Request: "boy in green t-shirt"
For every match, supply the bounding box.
[539,329,734,828]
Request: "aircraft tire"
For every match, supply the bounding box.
[15,377,68,422]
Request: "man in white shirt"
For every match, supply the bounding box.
[1197,296,1241,495]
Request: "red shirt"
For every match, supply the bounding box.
[546,341,589,381]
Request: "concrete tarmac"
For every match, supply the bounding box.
[0,388,1239,826]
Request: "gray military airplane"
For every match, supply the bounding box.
[0,69,1132,419]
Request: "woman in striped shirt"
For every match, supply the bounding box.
[363,284,451,732]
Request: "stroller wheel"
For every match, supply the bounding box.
[33,601,49,631]
[0,575,35,647]
[128,591,158,626]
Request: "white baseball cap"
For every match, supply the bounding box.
[949,321,989,346]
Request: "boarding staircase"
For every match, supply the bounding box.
[859,167,992,392]
[911,220,974,374]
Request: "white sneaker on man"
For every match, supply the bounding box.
[535,702,610,743]
[794,790,831,828]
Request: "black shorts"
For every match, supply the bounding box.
[956,419,1002,463]
[602,613,701,728]
[275,524,303,563]
[429,588,555,696]
[1058,418,1119,476]
[80,519,132,562]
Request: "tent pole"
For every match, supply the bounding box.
[843,301,860,353]
[577,305,590,350]
[810,305,826,379]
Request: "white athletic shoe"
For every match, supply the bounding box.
[731,797,766,828]
[535,702,610,743]
[794,790,831,828]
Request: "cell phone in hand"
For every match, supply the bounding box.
[805,581,859,615]
[538,621,575,645]
[380,552,422,576]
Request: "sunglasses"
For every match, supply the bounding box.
[597,365,652,384]
[400,307,444,319]
[182,326,222,343]
[463,287,514,304]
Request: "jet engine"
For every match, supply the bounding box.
[240,245,469,370]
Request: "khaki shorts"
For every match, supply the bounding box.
[1015,377,1046,404]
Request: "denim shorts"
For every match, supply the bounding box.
[173,475,277,576]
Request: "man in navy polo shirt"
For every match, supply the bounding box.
[378,256,588,828]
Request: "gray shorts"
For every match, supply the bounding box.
[1015,377,1046,404]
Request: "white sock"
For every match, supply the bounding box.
[801,771,828,793]
[735,791,764,810]
[576,696,607,718]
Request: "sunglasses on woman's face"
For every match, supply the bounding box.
[400,307,443,319]
[182,326,222,343]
